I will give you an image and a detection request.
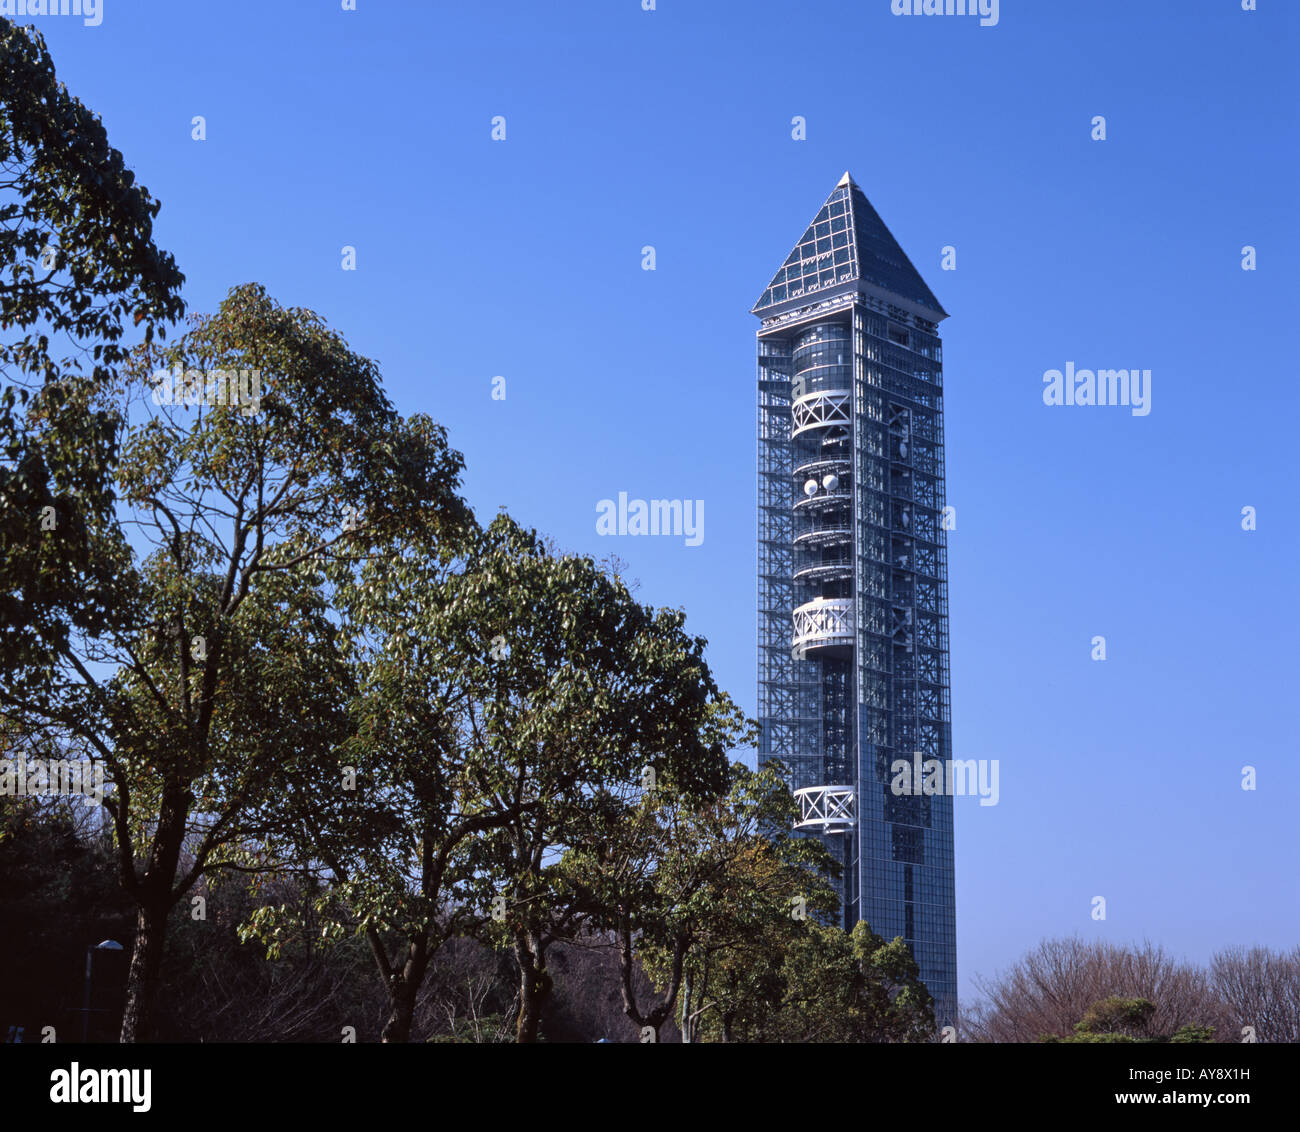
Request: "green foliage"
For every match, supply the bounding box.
[602,762,935,1043]
[2,276,470,1039]
[1041,996,1216,1043]
[96,281,469,893]
[0,19,185,693]
[1079,995,1156,1035]
[453,515,741,1040]
[698,918,935,1044]
[248,511,746,1041]
[0,22,184,373]
[567,759,835,1039]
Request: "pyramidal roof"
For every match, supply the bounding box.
[753,172,946,320]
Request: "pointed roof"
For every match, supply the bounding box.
[753,173,946,320]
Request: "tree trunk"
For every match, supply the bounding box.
[514,937,550,1043]
[680,970,693,1043]
[119,780,191,1043]
[119,901,169,1043]
[382,980,418,1044]
[379,936,430,1043]
[618,922,686,1042]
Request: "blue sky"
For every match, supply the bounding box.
[34,0,1298,1008]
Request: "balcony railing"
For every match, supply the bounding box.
[793,456,852,481]
[791,389,851,439]
[793,785,856,832]
[792,597,854,658]
[793,509,852,547]
[794,549,853,582]
[794,487,852,512]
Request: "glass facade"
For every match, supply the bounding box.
[755,174,957,1027]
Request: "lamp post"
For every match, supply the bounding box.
[80,939,123,1042]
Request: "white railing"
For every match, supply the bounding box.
[794,785,856,831]
[792,597,854,656]
[791,389,851,439]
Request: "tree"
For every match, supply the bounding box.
[243,515,737,1044]
[1,20,185,696]
[1211,946,1300,1044]
[461,519,735,1042]
[694,918,934,1044]
[669,839,837,1038]
[1,283,471,1040]
[1041,995,1215,1043]
[962,938,1234,1043]
[243,520,523,1045]
[565,759,835,1043]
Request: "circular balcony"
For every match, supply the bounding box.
[793,456,852,482]
[793,785,856,832]
[791,389,851,440]
[793,509,852,549]
[794,487,851,513]
[793,549,853,584]
[792,597,854,659]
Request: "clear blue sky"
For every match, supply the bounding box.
[35,0,1298,1008]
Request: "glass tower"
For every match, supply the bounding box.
[755,172,956,1027]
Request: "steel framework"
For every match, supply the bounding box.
[754,172,957,1027]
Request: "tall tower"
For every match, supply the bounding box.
[755,172,956,1026]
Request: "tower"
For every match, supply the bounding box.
[755,172,957,1026]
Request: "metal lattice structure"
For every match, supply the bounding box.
[755,173,957,1027]
[793,785,856,832]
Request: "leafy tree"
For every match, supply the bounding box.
[1,20,185,694]
[698,917,934,1044]
[1042,995,1215,1043]
[1,283,471,1040]
[458,519,735,1042]
[243,515,741,1044]
[243,522,523,1045]
[1073,995,1157,1041]
[566,759,834,1043]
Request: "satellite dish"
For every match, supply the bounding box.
[899,441,909,459]
[803,479,818,497]
[822,474,839,492]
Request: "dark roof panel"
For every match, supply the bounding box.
[753,172,946,318]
